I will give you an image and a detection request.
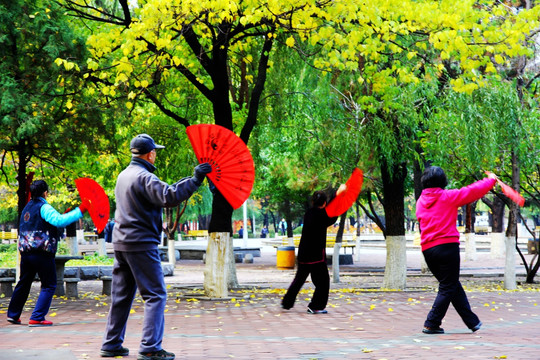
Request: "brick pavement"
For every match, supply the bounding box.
[1,247,540,360]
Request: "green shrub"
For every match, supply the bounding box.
[0,243,18,268]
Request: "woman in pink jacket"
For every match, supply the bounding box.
[416,166,497,334]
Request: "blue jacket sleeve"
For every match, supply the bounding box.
[41,204,83,228]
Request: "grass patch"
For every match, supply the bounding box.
[0,241,113,268]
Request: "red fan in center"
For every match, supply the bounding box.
[186,124,255,209]
[325,168,364,217]
[75,177,110,233]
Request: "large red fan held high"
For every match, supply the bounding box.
[75,178,110,233]
[186,124,255,210]
[325,168,364,217]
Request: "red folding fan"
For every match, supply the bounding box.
[25,172,34,205]
[75,177,110,233]
[325,168,364,217]
[186,124,255,209]
[497,179,525,207]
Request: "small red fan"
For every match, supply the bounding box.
[75,177,110,233]
[325,168,364,217]
[186,124,255,209]
[497,179,525,207]
[25,172,34,205]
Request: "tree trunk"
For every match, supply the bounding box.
[332,242,341,283]
[413,159,429,274]
[420,251,430,274]
[463,232,476,261]
[227,235,239,289]
[16,141,30,225]
[504,151,520,290]
[204,231,229,298]
[284,198,293,238]
[491,232,505,259]
[168,237,176,267]
[198,214,211,230]
[463,203,477,261]
[332,213,347,284]
[355,202,361,236]
[490,197,505,259]
[492,197,505,233]
[381,162,407,290]
[355,201,361,262]
[504,234,517,290]
[383,235,407,289]
[207,191,237,294]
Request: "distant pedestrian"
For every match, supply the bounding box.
[238,226,244,238]
[260,225,269,238]
[278,218,287,236]
[103,219,114,243]
[7,180,88,327]
[100,134,212,360]
[281,185,346,314]
[181,222,190,235]
[416,166,497,334]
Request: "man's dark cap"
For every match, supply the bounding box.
[130,134,165,154]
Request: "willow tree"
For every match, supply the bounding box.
[251,45,355,238]
[300,1,540,289]
[422,84,533,287]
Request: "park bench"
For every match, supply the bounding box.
[183,229,209,240]
[0,277,15,297]
[61,276,111,298]
[0,230,18,244]
[65,278,81,298]
[279,234,357,254]
[188,230,208,237]
[100,275,112,296]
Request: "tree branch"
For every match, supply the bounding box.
[240,31,274,144]
[142,89,190,127]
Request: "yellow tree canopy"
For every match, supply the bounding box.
[62,0,540,121]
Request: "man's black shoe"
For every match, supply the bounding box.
[101,347,129,357]
[422,326,444,334]
[138,349,175,360]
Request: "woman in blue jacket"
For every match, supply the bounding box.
[7,180,88,327]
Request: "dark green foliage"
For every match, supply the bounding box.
[0,0,122,220]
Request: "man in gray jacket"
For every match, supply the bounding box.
[101,134,211,360]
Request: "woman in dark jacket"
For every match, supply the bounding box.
[281,186,345,314]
